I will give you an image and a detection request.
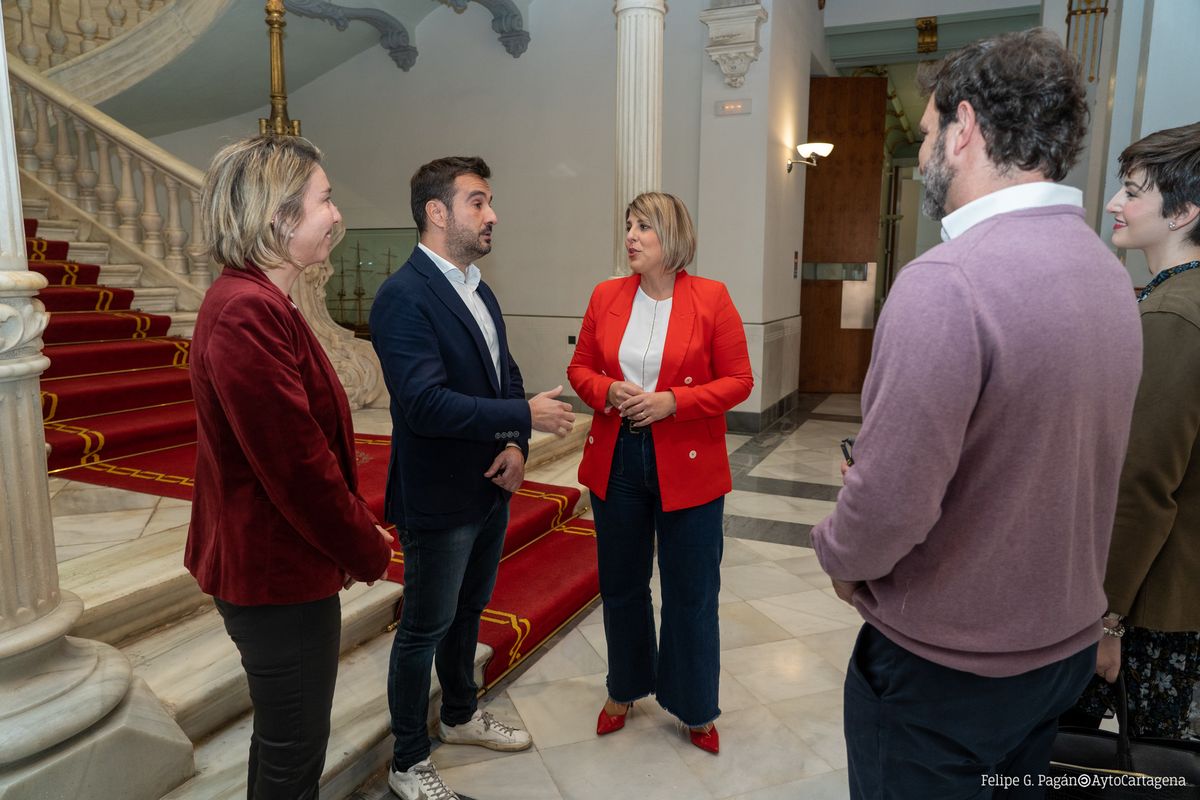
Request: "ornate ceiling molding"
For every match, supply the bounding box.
[442,0,531,58]
[283,1,419,71]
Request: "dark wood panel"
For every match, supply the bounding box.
[798,279,873,394]
[802,77,887,264]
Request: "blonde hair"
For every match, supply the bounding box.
[201,135,323,271]
[626,192,696,273]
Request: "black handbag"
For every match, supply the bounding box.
[1048,673,1200,798]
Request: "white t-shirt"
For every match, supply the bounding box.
[618,287,673,391]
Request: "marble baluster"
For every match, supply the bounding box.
[30,94,54,184]
[186,187,211,288]
[15,0,41,67]
[46,0,69,67]
[51,106,78,200]
[114,146,139,242]
[136,0,153,22]
[12,85,37,172]
[73,119,97,213]
[612,0,665,276]
[138,160,164,257]
[106,0,126,36]
[93,134,118,228]
[162,175,188,275]
[77,0,99,53]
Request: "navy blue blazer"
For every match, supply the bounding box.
[369,246,531,529]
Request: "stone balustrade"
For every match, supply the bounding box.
[3,0,168,71]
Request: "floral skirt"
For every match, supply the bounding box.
[1073,625,1200,739]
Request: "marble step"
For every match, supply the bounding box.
[132,287,180,314]
[127,581,404,742]
[67,240,110,265]
[160,635,493,800]
[527,410,592,472]
[58,526,208,646]
[98,263,144,287]
[22,197,50,218]
[34,218,82,241]
[168,311,198,339]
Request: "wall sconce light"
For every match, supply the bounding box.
[787,142,834,172]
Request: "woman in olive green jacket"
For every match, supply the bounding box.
[1070,121,1200,738]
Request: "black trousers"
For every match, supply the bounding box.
[215,594,341,800]
[844,623,1096,800]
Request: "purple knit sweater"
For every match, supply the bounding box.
[811,204,1142,677]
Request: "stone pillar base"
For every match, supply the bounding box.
[0,677,194,800]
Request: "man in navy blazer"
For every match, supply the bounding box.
[370,156,574,800]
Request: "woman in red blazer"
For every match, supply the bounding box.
[187,136,393,799]
[568,192,753,754]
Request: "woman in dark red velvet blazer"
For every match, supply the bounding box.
[186,136,392,800]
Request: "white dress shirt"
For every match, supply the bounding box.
[619,287,673,392]
[940,182,1083,241]
[419,243,501,383]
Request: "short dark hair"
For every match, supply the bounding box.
[1118,122,1200,246]
[410,156,491,232]
[917,28,1088,182]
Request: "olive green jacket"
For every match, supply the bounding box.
[1105,266,1200,631]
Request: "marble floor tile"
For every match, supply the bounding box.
[775,552,832,586]
[720,639,846,704]
[716,669,761,715]
[577,623,607,665]
[506,673,613,750]
[718,601,793,651]
[799,625,861,673]
[513,629,607,687]
[50,483,160,516]
[437,750,565,800]
[768,687,848,769]
[746,597,856,639]
[56,541,126,562]
[754,589,864,627]
[721,536,769,567]
[51,507,156,548]
[740,539,813,562]
[720,562,814,601]
[539,727,716,800]
[46,476,69,499]
[729,769,850,800]
[724,490,836,526]
[350,406,393,436]
[142,502,194,537]
[666,704,834,798]
[158,496,192,509]
[725,434,752,452]
[812,394,862,418]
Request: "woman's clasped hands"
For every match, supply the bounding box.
[607,380,676,426]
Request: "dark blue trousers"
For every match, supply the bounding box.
[844,624,1096,800]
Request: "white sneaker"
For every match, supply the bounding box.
[437,709,533,751]
[388,758,459,800]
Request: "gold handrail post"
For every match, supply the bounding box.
[259,0,301,136]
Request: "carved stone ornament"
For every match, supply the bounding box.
[0,270,49,357]
[442,0,531,58]
[699,3,767,89]
[283,0,419,70]
[290,252,387,410]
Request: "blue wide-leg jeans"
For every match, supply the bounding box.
[590,426,724,727]
[388,495,509,772]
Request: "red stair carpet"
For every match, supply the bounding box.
[35,218,598,687]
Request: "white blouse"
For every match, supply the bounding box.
[619,287,673,391]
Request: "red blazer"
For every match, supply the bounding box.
[568,271,753,511]
[185,266,392,604]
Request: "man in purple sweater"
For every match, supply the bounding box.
[811,29,1142,798]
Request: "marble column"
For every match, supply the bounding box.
[612,0,665,276]
[0,30,192,798]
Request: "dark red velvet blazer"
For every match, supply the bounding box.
[185,265,392,604]
[568,271,753,512]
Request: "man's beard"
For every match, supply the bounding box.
[446,212,492,265]
[921,131,956,222]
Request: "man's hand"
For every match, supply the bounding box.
[1096,632,1121,683]
[619,390,676,426]
[529,385,575,437]
[831,578,862,605]
[485,446,526,492]
[606,380,641,411]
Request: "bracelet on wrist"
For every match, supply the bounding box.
[1102,623,1126,639]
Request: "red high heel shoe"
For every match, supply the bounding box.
[596,701,631,735]
[689,724,719,754]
